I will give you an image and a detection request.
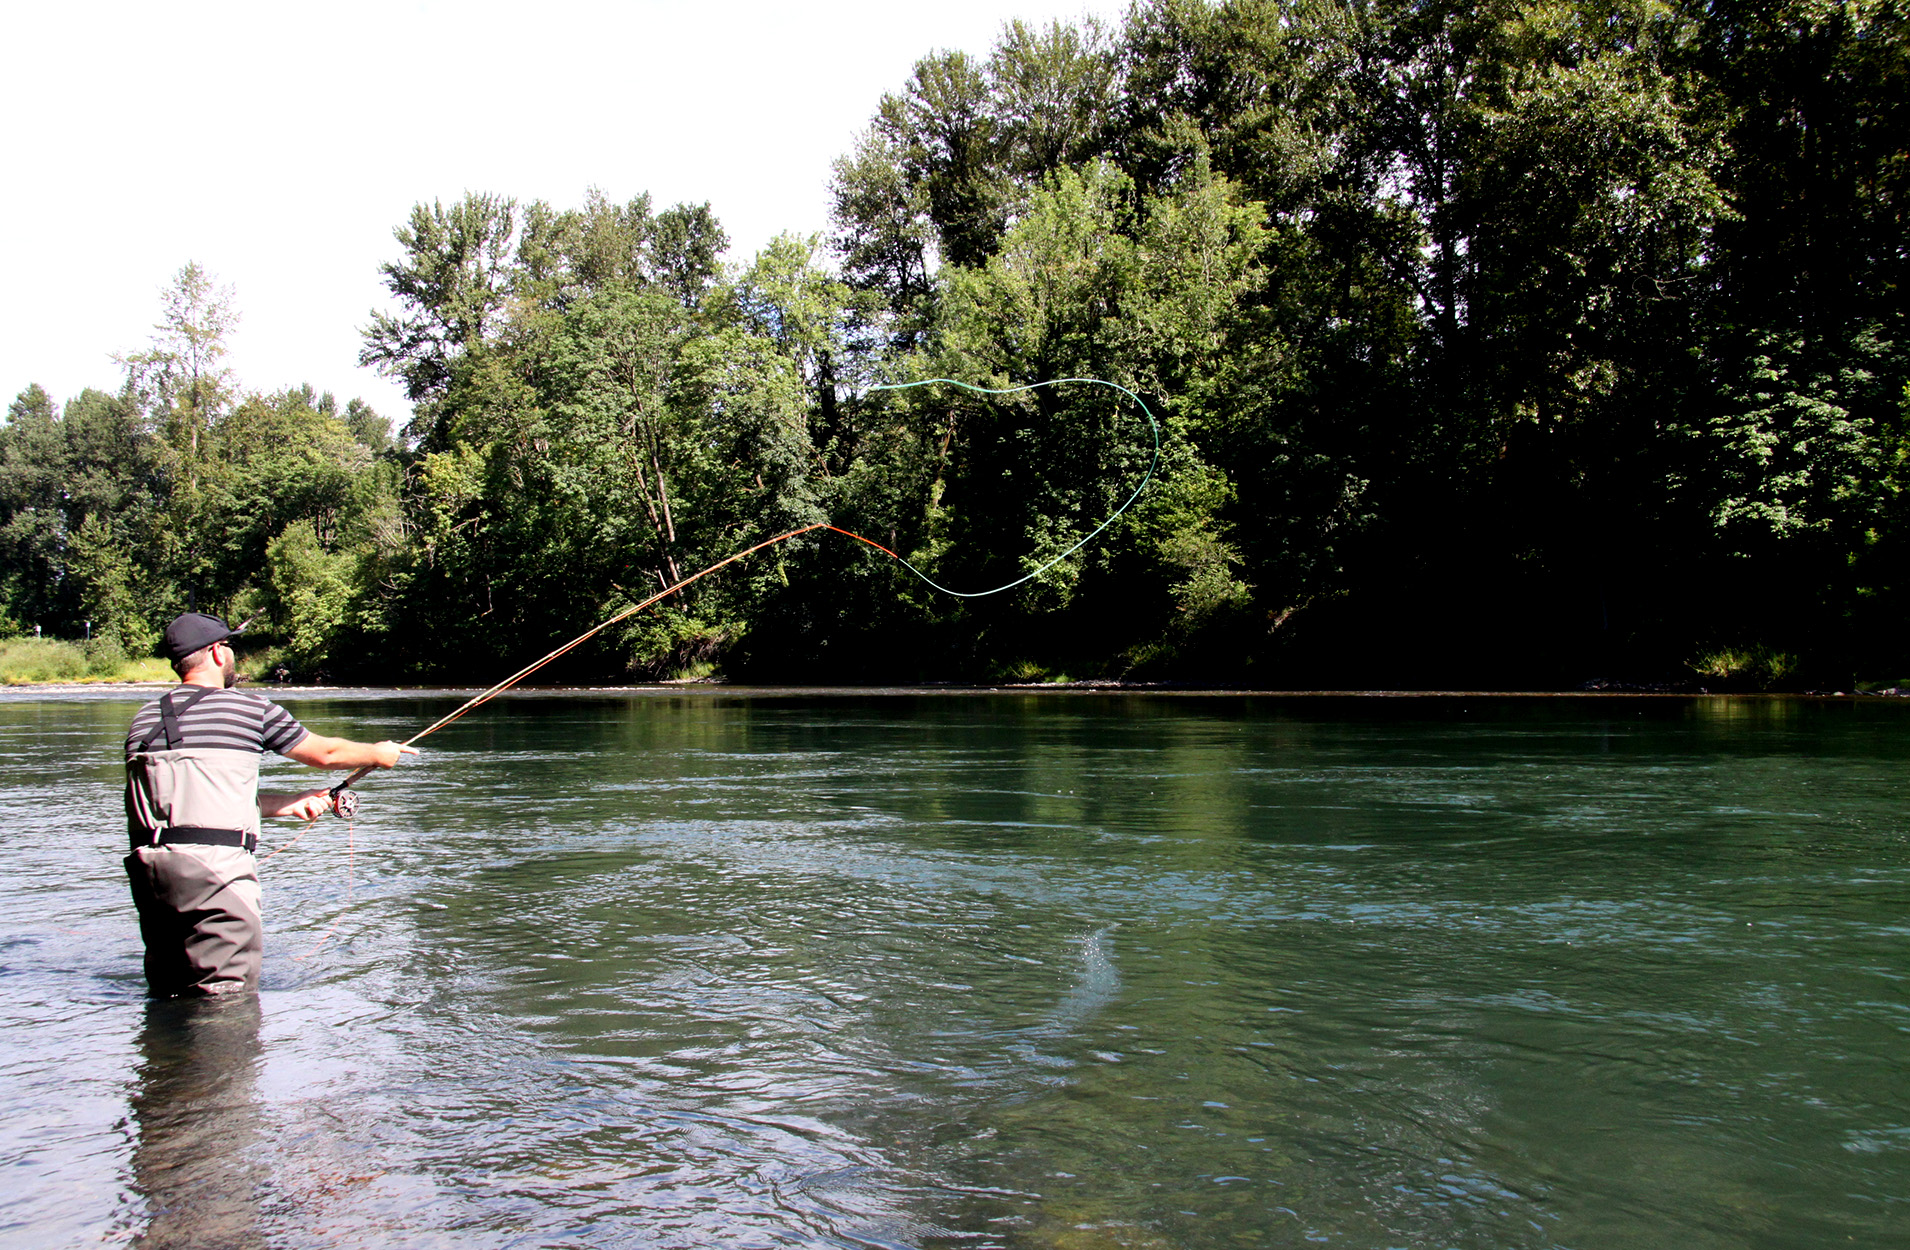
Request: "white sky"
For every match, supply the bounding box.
[1,0,1122,423]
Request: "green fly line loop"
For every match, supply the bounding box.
[864,376,1160,598]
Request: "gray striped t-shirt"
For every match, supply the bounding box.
[125,688,309,759]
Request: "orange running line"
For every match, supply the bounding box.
[820,524,904,561]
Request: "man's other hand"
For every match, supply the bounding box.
[281,790,332,822]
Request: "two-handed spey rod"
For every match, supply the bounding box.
[320,376,1158,819]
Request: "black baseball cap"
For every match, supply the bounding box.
[160,612,245,662]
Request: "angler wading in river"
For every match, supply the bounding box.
[122,612,416,997]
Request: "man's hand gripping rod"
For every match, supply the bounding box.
[328,728,428,818]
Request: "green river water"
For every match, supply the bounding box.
[0,689,1905,1248]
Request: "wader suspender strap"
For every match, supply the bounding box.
[139,685,219,752]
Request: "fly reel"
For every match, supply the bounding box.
[331,785,360,820]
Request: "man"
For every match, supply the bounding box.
[124,612,416,997]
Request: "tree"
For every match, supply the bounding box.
[0,385,158,638]
[68,511,154,659]
[196,389,378,609]
[914,159,1269,674]
[1694,0,1909,344]
[264,519,359,670]
[118,262,237,489]
[360,193,522,446]
[0,385,68,630]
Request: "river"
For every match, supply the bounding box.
[1,688,1905,1248]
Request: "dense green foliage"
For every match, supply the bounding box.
[3,0,1904,687]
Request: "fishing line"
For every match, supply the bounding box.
[306,375,1156,814]
[292,809,352,962]
[857,377,1159,597]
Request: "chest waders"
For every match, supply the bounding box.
[127,686,262,854]
[124,688,268,996]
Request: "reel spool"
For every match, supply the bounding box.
[331,785,360,820]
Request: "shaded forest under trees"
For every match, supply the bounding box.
[5,0,1906,688]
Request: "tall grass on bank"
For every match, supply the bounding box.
[0,638,173,685]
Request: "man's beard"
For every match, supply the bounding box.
[221,655,239,688]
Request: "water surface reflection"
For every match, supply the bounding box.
[130,996,267,1249]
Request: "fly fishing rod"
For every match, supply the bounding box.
[317,376,1157,820]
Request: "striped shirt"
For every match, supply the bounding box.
[125,688,309,759]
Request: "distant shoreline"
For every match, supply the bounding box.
[2,679,1902,700]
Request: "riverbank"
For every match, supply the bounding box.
[0,638,172,685]
[7,676,1910,700]
[7,634,1909,698]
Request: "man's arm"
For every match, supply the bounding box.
[284,733,417,770]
